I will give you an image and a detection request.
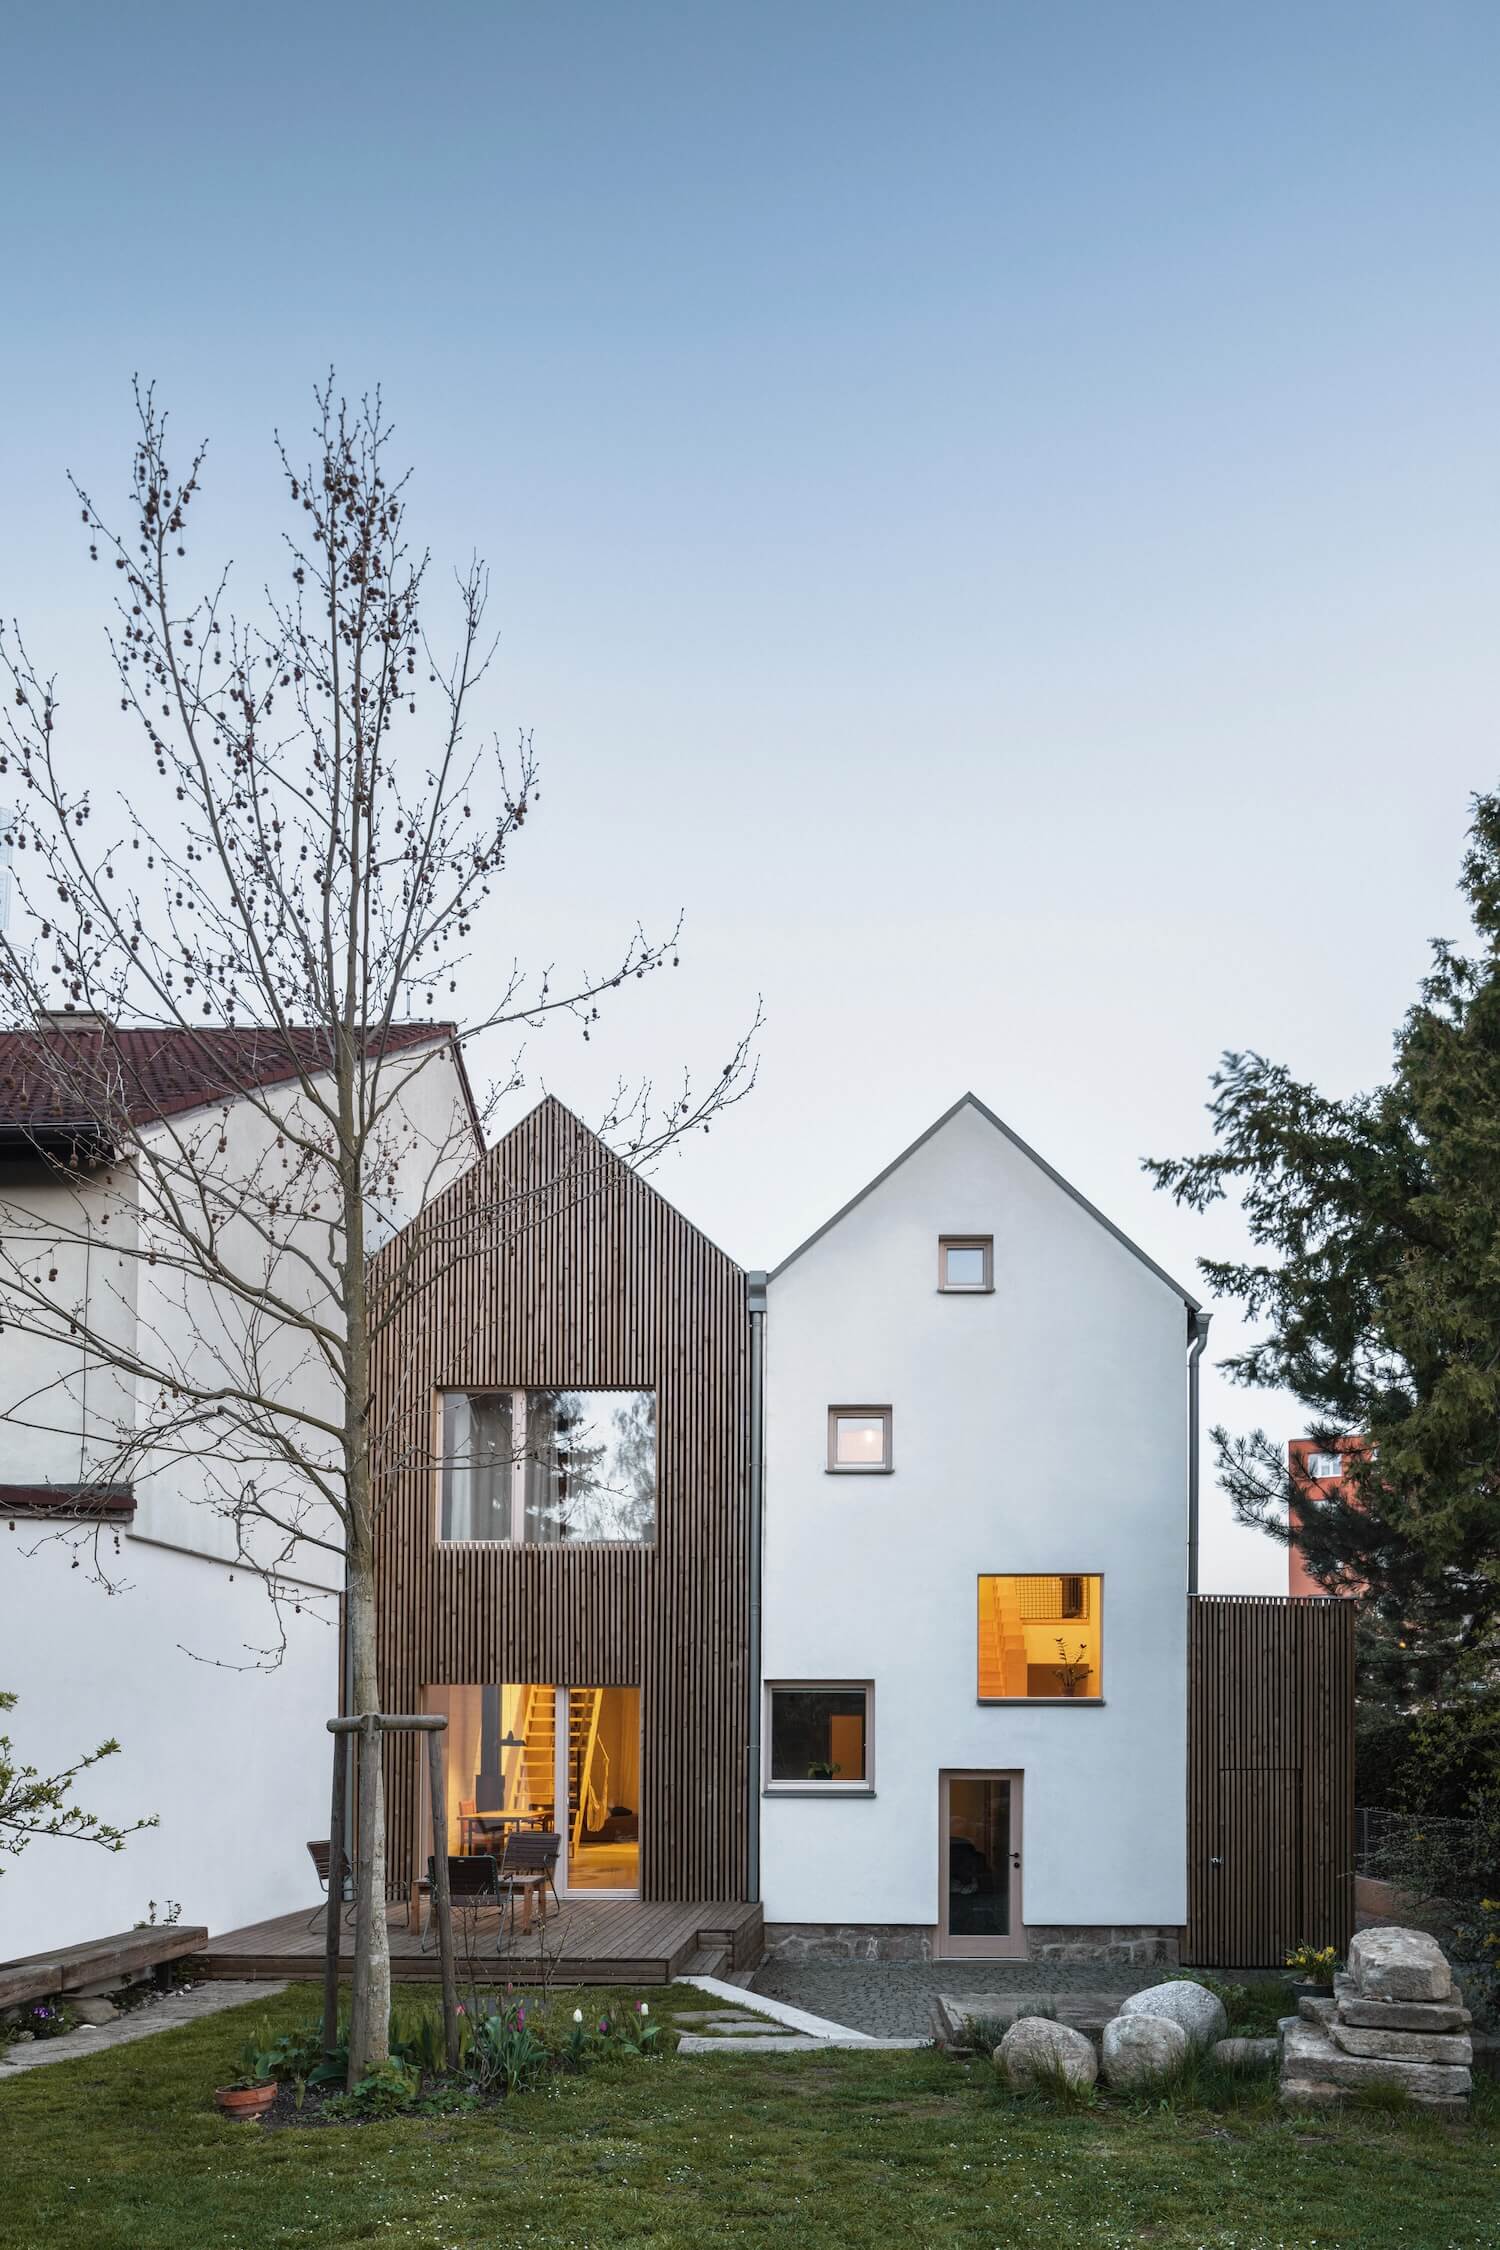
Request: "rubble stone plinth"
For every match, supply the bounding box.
[1279,1931,1472,2117]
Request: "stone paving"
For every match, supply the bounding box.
[0,1980,285,2076]
[750,1960,1200,2039]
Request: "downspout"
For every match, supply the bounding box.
[746,1270,767,1904]
[1186,1308,1211,1596]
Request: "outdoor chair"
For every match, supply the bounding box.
[495,1829,562,1932]
[305,1838,356,1933]
[422,1852,503,1952]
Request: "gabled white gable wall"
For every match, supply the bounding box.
[760,1098,1191,1939]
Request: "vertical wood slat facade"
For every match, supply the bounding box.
[368,1098,750,1903]
[1185,1594,1355,1966]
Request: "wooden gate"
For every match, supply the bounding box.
[1185,1595,1355,1967]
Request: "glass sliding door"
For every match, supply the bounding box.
[557,1686,641,1896]
[938,1771,1025,1957]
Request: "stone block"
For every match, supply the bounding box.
[1331,1975,1470,2033]
[1347,1926,1453,2004]
[1282,2019,1471,2099]
[1298,1995,1337,2025]
[1331,2022,1472,2065]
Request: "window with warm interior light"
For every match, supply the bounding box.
[438,1389,656,1544]
[766,1684,871,1786]
[939,1236,993,1292]
[977,1574,1103,1699]
[826,1407,892,1472]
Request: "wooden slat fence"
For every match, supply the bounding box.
[1185,1594,1355,1967]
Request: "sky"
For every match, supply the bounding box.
[4,2,1498,1590]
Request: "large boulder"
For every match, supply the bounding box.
[995,2015,1098,2092]
[1347,1927,1454,2005]
[1101,2013,1188,2087]
[1119,1979,1228,2050]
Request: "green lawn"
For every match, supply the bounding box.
[2,1981,1497,2250]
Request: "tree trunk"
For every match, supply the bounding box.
[345,1538,390,2079]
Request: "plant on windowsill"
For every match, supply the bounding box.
[1053,1641,1092,1697]
[805,1761,842,1781]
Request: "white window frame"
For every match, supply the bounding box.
[826,1405,893,1474]
[763,1680,875,1794]
[938,1235,994,1293]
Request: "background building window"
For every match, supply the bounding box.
[977,1574,1103,1698]
[767,1685,871,1785]
[439,1389,656,1544]
[1306,1451,1345,1480]
[827,1406,893,1471]
[939,1235,993,1291]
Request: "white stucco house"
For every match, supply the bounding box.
[0,1016,478,1953]
[756,1093,1209,1964]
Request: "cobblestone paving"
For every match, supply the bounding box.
[748,1960,1174,2039]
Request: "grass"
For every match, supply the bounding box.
[1,1980,1497,2249]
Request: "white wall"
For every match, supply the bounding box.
[0,1524,337,1953]
[760,1098,1191,1936]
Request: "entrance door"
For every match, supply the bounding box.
[555,1687,641,1898]
[938,1771,1024,1957]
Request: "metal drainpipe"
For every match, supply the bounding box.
[1186,1309,1212,1596]
[746,1270,767,1904]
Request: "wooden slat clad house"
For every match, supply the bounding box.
[367,1097,751,1907]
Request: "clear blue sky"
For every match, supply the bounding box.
[6,2,1499,1586]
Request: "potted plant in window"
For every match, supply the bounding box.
[214,2039,277,2120]
[805,1761,842,1781]
[1283,1944,1340,2003]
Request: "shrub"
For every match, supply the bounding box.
[325,2058,423,2120]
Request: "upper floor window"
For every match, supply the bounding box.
[939,1236,993,1292]
[1306,1451,1344,1481]
[827,1406,892,1472]
[438,1388,656,1545]
[977,1573,1103,1700]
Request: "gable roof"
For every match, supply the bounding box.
[769,1091,1200,1311]
[0,1020,476,1144]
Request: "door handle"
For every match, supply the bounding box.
[1010,1851,1021,1868]
[1210,1855,1224,1869]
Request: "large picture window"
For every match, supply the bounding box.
[977,1574,1103,1699]
[766,1684,872,1788]
[438,1389,656,1545]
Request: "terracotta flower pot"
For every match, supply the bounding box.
[214,2081,276,2120]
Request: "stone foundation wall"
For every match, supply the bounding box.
[762,1923,1181,1966]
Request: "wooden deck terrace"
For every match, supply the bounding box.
[200,1897,764,1987]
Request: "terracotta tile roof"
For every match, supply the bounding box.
[0,1021,461,1135]
[0,1483,136,1518]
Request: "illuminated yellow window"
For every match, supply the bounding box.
[977,1575,1102,1699]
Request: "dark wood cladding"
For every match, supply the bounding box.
[369,1097,749,1904]
[1185,1595,1355,1967]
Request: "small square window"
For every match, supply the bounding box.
[939,1236,993,1292]
[827,1407,892,1472]
[766,1684,872,1787]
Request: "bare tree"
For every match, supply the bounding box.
[0,380,756,2075]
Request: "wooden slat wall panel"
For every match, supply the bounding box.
[1185,1595,1355,1966]
[368,1098,750,1904]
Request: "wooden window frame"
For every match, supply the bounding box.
[939,1235,994,1293]
[763,1680,876,1795]
[825,1405,893,1474]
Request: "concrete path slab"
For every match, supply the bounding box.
[0,1980,286,2077]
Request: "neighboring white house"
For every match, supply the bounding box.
[757,1093,1207,1964]
[0,1018,479,1953]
